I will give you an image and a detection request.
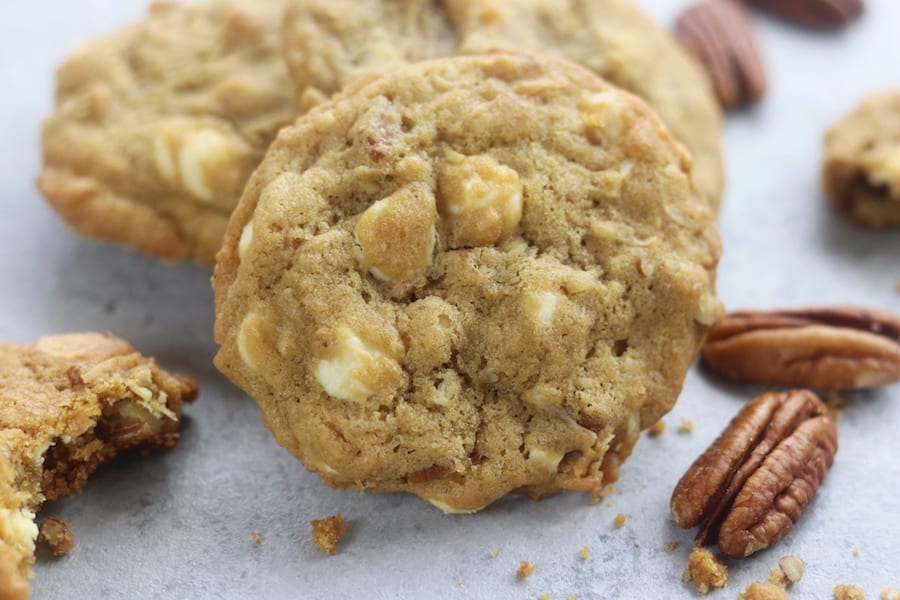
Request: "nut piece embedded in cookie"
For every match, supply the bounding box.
[0,332,197,599]
[671,390,837,558]
[823,91,900,228]
[213,52,721,513]
[702,306,900,390]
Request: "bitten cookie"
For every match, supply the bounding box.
[823,91,900,227]
[282,0,725,211]
[38,0,295,265]
[213,52,722,513]
[0,333,197,600]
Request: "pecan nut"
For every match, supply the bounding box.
[671,390,838,558]
[675,0,767,110]
[745,0,864,29]
[702,306,900,390]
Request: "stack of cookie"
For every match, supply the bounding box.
[36,0,723,526]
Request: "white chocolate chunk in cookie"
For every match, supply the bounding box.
[238,222,254,261]
[0,507,38,573]
[527,447,564,472]
[523,290,559,327]
[153,123,248,205]
[315,326,402,403]
[237,310,274,371]
[438,152,523,247]
[355,186,436,282]
[579,90,634,142]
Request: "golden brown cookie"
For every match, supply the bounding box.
[38,0,295,265]
[0,333,197,600]
[282,0,725,211]
[823,91,900,227]
[213,52,722,512]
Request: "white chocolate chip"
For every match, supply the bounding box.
[438,152,523,247]
[0,507,38,561]
[425,497,477,514]
[315,326,402,404]
[178,129,232,202]
[237,310,273,371]
[579,90,632,141]
[523,290,559,327]
[694,292,722,326]
[238,222,254,261]
[527,447,564,472]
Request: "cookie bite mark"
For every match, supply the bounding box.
[314,326,403,404]
[355,184,437,284]
[438,151,523,248]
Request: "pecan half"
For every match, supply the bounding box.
[671,390,838,558]
[702,306,900,390]
[744,0,864,29]
[675,0,767,110]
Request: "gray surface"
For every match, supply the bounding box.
[1,1,899,598]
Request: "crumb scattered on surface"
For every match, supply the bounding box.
[778,556,805,584]
[678,418,694,434]
[648,420,667,436]
[768,568,788,588]
[579,546,590,560]
[538,594,551,600]
[665,541,678,553]
[490,547,500,558]
[852,546,861,557]
[37,517,74,557]
[835,585,866,600]
[882,589,900,600]
[613,513,627,528]
[737,581,790,600]
[517,561,535,579]
[633,539,641,547]
[310,514,346,556]
[251,532,262,545]
[590,484,615,504]
[683,548,728,595]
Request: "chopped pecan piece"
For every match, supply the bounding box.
[702,306,900,390]
[671,390,838,558]
[675,0,767,109]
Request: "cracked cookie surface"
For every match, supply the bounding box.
[823,90,900,227]
[0,333,197,600]
[213,52,721,512]
[283,0,725,211]
[38,0,295,265]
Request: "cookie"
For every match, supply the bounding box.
[282,0,725,211]
[38,0,295,265]
[0,333,197,600]
[213,52,722,512]
[823,91,900,228]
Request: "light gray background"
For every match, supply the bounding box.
[1,1,898,598]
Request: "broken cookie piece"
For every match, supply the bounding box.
[0,332,197,600]
[310,514,346,556]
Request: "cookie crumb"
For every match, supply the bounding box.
[633,539,641,547]
[251,532,263,545]
[490,547,500,558]
[682,548,728,594]
[768,568,788,588]
[853,546,861,557]
[579,545,590,560]
[737,581,790,600]
[882,589,900,600]
[778,556,805,584]
[613,513,627,528]
[37,517,74,557]
[677,418,694,434]
[310,514,346,556]
[538,594,551,600]
[835,585,866,600]
[517,561,535,579]
[648,420,667,436]
[665,541,678,553]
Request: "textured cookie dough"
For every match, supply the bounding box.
[283,0,725,211]
[823,91,900,227]
[0,333,197,600]
[38,0,295,265]
[214,52,722,513]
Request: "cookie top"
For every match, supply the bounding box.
[214,52,722,512]
[38,0,295,265]
[283,0,725,211]
[0,333,197,599]
[823,91,900,228]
